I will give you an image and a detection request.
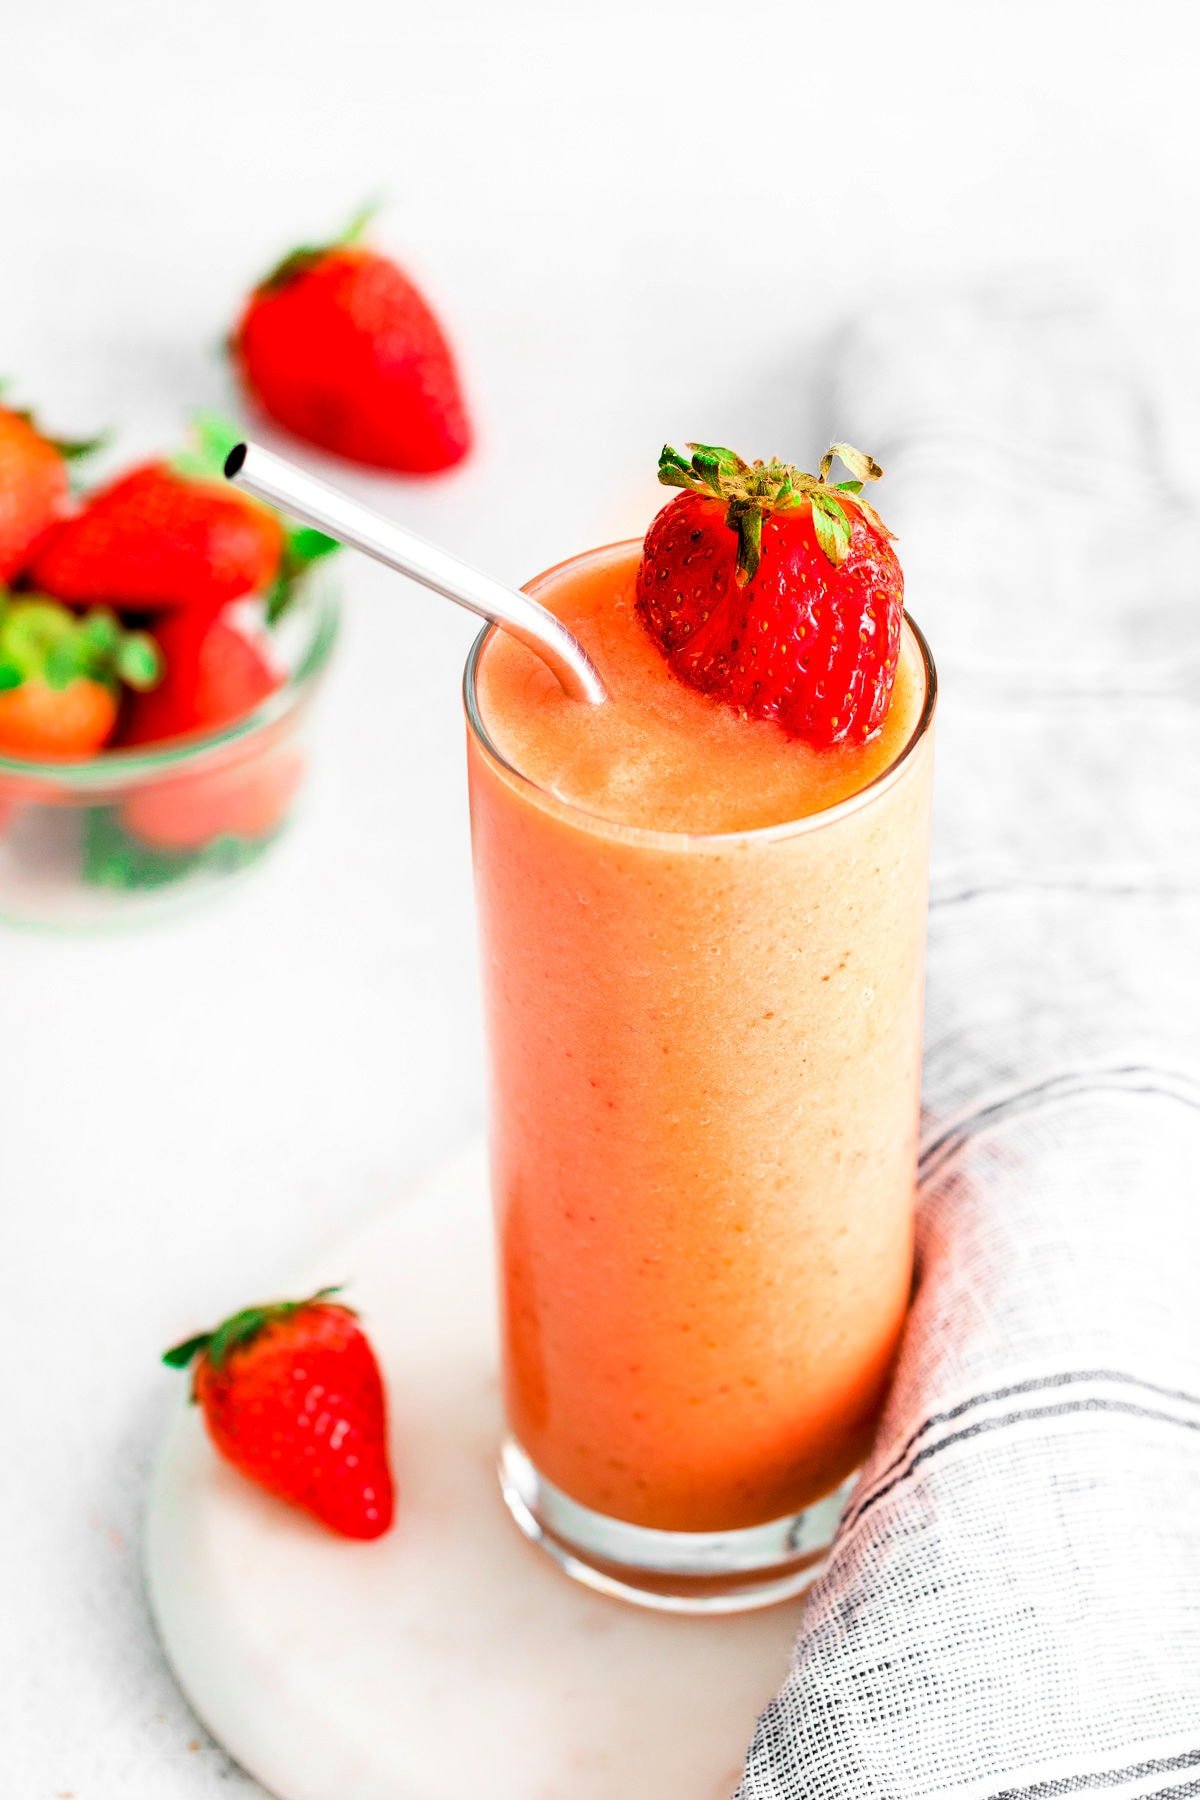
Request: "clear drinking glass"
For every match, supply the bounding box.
[464,542,936,1612]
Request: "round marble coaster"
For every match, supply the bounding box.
[144,1144,804,1800]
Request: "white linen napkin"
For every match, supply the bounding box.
[737,277,1200,1798]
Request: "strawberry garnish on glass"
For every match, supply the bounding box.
[164,1287,395,1542]
[636,442,903,747]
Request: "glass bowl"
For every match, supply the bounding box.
[0,571,339,930]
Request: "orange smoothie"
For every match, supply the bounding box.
[467,541,934,1535]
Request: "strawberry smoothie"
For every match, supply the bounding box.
[467,518,934,1598]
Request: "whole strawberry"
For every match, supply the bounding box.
[232,209,472,473]
[0,402,98,582]
[119,612,298,850]
[636,443,903,747]
[0,597,160,759]
[164,1287,395,1541]
[30,421,284,615]
[120,611,280,748]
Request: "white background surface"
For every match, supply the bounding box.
[3,3,1198,1793]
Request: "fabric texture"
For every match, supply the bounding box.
[737,279,1200,1799]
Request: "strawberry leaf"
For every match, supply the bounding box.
[254,201,379,295]
[50,431,108,463]
[169,452,216,482]
[338,199,380,246]
[728,503,763,584]
[115,633,162,692]
[78,609,120,657]
[688,444,749,495]
[193,410,243,468]
[0,386,107,462]
[657,445,696,489]
[84,805,280,895]
[650,438,895,554]
[820,443,884,485]
[207,1304,277,1370]
[44,636,86,691]
[0,599,76,685]
[257,243,329,292]
[288,525,340,566]
[810,491,852,565]
[162,1332,213,1370]
[267,524,341,625]
[0,662,22,692]
[170,412,244,485]
[55,609,164,692]
[847,493,897,541]
[168,1285,352,1375]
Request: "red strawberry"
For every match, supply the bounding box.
[636,443,903,747]
[119,613,297,850]
[232,210,471,473]
[164,1288,395,1541]
[120,748,304,852]
[0,402,98,582]
[29,456,284,615]
[120,612,280,748]
[0,597,160,759]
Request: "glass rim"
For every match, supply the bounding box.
[463,538,937,850]
[0,579,341,792]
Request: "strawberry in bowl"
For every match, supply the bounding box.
[0,396,100,583]
[0,598,160,759]
[117,611,302,854]
[29,457,284,614]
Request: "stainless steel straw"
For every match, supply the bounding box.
[224,442,606,705]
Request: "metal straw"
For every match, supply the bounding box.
[224,442,606,705]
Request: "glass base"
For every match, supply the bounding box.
[498,1438,850,1615]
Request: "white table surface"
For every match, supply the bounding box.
[3,3,1197,1792]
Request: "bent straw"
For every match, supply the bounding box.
[224,442,606,705]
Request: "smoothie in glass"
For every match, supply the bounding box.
[466,459,935,1609]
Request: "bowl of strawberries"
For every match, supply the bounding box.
[0,408,339,928]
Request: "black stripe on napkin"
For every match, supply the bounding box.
[849,1396,1200,1535]
[842,1369,1200,1535]
[918,1066,1200,1182]
[987,1747,1200,1800]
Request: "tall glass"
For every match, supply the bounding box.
[465,543,936,1612]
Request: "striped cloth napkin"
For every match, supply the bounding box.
[737,277,1200,1799]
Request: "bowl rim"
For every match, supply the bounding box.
[0,581,340,792]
